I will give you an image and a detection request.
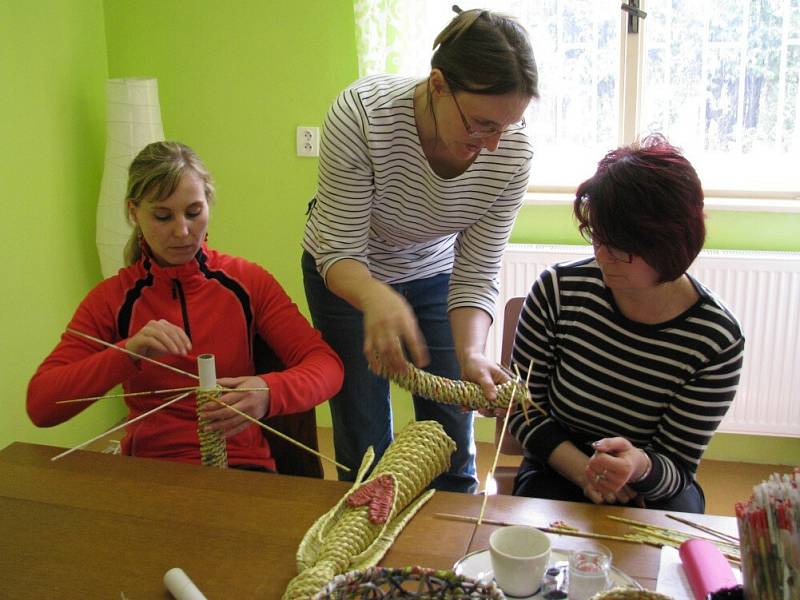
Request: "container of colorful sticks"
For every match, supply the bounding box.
[735,467,799,599]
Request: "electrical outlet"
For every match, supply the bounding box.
[296,126,320,157]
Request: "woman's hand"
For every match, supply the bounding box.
[586,437,649,495]
[324,258,428,374]
[461,352,507,404]
[581,478,639,505]
[362,284,429,374]
[199,376,270,438]
[548,441,635,505]
[125,319,191,359]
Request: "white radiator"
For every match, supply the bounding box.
[489,244,800,437]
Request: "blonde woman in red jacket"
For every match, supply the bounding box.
[28,141,343,471]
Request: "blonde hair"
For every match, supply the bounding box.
[123,141,215,266]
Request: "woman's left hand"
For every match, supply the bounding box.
[585,437,644,494]
[460,352,508,405]
[199,376,270,438]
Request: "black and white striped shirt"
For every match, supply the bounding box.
[302,74,533,315]
[509,258,745,502]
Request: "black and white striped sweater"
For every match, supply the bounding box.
[302,74,533,316]
[509,257,745,501]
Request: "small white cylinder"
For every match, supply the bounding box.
[164,567,207,600]
[197,354,217,390]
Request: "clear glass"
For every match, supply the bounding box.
[582,230,634,263]
[568,545,612,600]
[592,242,634,263]
[450,90,527,138]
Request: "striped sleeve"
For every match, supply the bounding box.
[634,318,744,500]
[449,154,531,316]
[306,84,375,280]
[508,266,575,459]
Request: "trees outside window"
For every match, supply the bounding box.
[354,0,800,197]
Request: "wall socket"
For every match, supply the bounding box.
[296,126,320,157]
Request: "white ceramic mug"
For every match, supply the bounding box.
[568,544,612,600]
[489,525,552,597]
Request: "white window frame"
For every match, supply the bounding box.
[530,0,800,213]
[352,0,800,212]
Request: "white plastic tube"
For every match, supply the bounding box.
[164,567,207,600]
[197,354,217,391]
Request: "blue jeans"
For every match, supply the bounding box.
[302,251,478,493]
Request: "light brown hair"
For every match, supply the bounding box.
[123,141,215,266]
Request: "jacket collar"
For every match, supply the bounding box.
[140,241,210,285]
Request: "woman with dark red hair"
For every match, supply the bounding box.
[508,135,744,513]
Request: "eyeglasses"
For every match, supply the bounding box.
[585,234,634,263]
[450,89,526,139]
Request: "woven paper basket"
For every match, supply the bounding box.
[590,587,673,600]
[310,566,505,599]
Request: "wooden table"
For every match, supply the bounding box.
[0,442,738,598]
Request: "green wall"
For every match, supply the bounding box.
[2,1,797,466]
[102,0,359,303]
[0,0,127,450]
[511,203,800,252]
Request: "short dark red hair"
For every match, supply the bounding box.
[573,134,706,282]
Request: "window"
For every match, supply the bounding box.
[354,0,800,199]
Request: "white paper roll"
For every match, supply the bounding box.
[164,567,207,600]
[197,354,217,390]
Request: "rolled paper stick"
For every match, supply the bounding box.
[197,353,216,390]
[611,517,740,551]
[51,391,191,461]
[434,513,653,546]
[66,327,198,380]
[629,525,740,551]
[466,379,520,552]
[56,386,198,403]
[667,513,740,544]
[481,378,519,505]
[512,363,530,424]
[607,514,696,533]
[540,527,655,546]
[514,359,544,421]
[164,567,207,600]
[496,363,517,379]
[57,385,270,403]
[205,395,351,472]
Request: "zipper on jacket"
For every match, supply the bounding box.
[171,279,192,340]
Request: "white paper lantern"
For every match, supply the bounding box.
[96,78,164,278]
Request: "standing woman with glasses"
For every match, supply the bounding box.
[508,135,745,513]
[302,7,538,493]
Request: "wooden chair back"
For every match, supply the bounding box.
[492,297,526,495]
[253,335,324,478]
[496,297,525,455]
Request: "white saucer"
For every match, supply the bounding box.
[453,548,641,599]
